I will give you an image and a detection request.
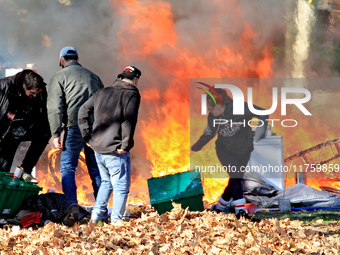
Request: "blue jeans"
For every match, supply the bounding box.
[60,126,101,208]
[91,152,131,223]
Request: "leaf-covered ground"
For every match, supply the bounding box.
[1,203,340,254]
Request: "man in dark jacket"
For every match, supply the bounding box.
[47,46,104,226]
[0,69,51,176]
[78,65,141,225]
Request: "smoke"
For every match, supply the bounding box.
[0,0,337,83]
[283,0,316,79]
[0,0,118,85]
[1,0,339,200]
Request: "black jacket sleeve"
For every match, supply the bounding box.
[78,94,96,143]
[0,77,11,122]
[38,89,52,138]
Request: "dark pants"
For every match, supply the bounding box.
[216,150,251,201]
[60,126,101,208]
[0,126,51,174]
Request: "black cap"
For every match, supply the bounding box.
[117,66,141,80]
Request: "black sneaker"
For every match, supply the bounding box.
[102,218,109,224]
[236,209,260,222]
[63,204,79,227]
[210,204,223,213]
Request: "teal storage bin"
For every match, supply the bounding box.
[0,172,42,215]
[147,170,204,215]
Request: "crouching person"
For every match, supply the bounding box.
[0,69,51,179]
[78,66,141,224]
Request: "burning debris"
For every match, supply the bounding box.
[285,138,340,166]
[283,138,340,190]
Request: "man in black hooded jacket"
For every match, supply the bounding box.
[0,69,51,175]
[78,65,141,224]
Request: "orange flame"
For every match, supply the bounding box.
[36,0,340,206]
[37,0,275,204]
[114,0,274,203]
[36,147,98,206]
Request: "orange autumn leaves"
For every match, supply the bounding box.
[1,203,340,254]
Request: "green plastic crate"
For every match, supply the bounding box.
[147,170,204,215]
[0,172,42,215]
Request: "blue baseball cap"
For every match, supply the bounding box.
[59,46,78,66]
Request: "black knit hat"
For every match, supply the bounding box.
[117,66,141,80]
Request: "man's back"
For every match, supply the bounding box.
[46,46,104,226]
[79,79,140,154]
[78,65,142,225]
[47,61,104,136]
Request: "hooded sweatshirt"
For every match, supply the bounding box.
[78,79,141,154]
[192,99,268,155]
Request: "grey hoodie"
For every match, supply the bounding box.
[192,99,268,155]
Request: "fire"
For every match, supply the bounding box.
[34,0,340,207]
[284,138,340,191]
[36,147,98,206]
[141,86,190,177]
[113,0,177,56]
[35,147,61,194]
[115,0,274,204]
[36,146,150,206]
[36,0,275,205]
